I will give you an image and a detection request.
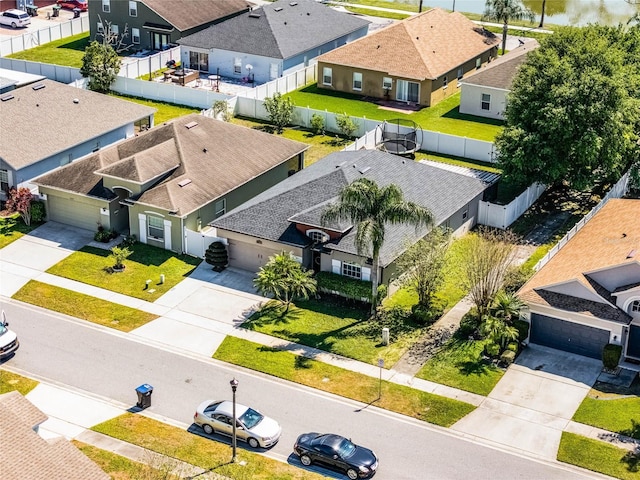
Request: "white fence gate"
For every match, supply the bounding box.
[184,228,226,259]
[478,182,546,229]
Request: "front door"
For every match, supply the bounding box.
[396,80,419,103]
[152,32,169,50]
[626,325,640,360]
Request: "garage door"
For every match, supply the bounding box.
[48,195,100,231]
[227,240,279,273]
[530,313,610,359]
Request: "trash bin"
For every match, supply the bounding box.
[25,4,38,16]
[52,5,60,17]
[73,7,81,18]
[135,383,153,409]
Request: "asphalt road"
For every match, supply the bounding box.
[1,300,600,480]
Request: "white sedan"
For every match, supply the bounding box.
[194,400,282,448]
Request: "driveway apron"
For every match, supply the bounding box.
[451,345,602,459]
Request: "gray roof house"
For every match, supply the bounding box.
[0,391,109,480]
[177,0,370,83]
[0,79,155,197]
[211,149,498,282]
[88,0,252,51]
[459,40,539,120]
[34,113,309,256]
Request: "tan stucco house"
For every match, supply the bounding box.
[316,8,499,107]
[519,198,640,360]
[34,114,308,255]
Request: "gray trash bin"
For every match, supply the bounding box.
[135,383,153,409]
[73,7,81,18]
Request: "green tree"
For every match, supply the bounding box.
[483,0,535,55]
[254,252,317,313]
[321,179,434,314]
[491,290,524,324]
[80,40,120,93]
[212,100,232,122]
[109,246,132,270]
[496,25,640,190]
[263,92,294,134]
[336,112,357,138]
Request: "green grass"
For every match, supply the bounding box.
[286,84,503,141]
[92,413,325,480]
[415,151,501,174]
[109,93,201,125]
[214,336,475,427]
[0,370,38,395]
[345,5,412,19]
[558,432,640,480]
[7,32,90,67]
[573,389,640,440]
[244,297,425,366]
[46,244,201,301]
[415,336,504,396]
[13,280,158,332]
[0,214,41,249]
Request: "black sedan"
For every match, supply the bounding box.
[293,432,378,479]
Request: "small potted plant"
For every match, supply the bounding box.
[110,246,132,272]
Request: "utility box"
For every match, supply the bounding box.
[382,327,390,346]
[135,383,153,409]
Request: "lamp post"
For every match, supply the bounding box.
[230,378,239,463]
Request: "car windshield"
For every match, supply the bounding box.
[337,438,356,458]
[0,324,6,335]
[239,408,263,429]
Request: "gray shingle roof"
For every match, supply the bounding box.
[0,80,155,171]
[141,0,252,32]
[212,150,493,265]
[177,0,370,59]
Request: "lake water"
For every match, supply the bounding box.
[389,0,640,26]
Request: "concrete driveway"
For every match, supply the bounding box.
[451,344,602,459]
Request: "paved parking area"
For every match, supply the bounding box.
[0,5,87,41]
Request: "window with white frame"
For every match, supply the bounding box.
[353,72,362,91]
[382,77,392,89]
[342,262,361,279]
[102,0,110,13]
[476,57,481,69]
[234,58,242,74]
[0,169,9,192]
[129,1,137,16]
[632,300,640,313]
[110,24,119,35]
[322,67,332,86]
[307,229,329,244]
[97,22,104,34]
[457,67,464,80]
[132,28,140,44]
[214,199,226,217]
[148,215,164,239]
[442,76,448,89]
[481,93,491,110]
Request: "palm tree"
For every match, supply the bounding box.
[491,290,524,324]
[321,178,433,313]
[483,0,535,55]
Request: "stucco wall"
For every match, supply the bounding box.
[459,84,507,120]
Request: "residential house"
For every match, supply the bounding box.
[87,0,252,51]
[34,114,309,255]
[518,199,640,360]
[176,0,370,84]
[210,150,499,283]
[0,391,109,480]
[459,40,538,120]
[0,79,155,198]
[316,8,499,107]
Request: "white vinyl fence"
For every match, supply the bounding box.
[0,16,89,57]
[238,64,317,99]
[478,182,546,230]
[184,228,226,259]
[534,170,631,271]
[118,47,180,79]
[0,57,81,83]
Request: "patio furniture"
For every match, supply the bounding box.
[170,69,199,86]
[208,74,219,91]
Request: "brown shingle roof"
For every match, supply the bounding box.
[519,199,640,320]
[142,0,251,31]
[317,8,498,80]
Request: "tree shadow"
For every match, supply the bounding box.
[441,106,504,126]
[621,450,640,472]
[57,36,90,52]
[243,301,301,329]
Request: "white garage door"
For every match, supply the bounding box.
[48,195,100,231]
[227,239,280,273]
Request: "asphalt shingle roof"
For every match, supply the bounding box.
[141,0,252,32]
[212,150,493,266]
[177,0,370,59]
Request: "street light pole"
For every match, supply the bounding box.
[230,378,239,463]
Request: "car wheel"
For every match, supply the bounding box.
[347,468,358,480]
[11,22,17,28]
[247,437,260,448]
[202,424,214,435]
[300,454,312,466]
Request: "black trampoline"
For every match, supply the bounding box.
[376,119,422,156]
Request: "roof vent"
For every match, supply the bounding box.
[185,121,198,129]
[32,83,45,91]
[73,98,79,104]
[359,167,371,174]
[628,249,637,259]
[274,6,283,11]
[290,1,298,5]
[1,94,14,102]
[249,12,260,17]
[178,179,192,187]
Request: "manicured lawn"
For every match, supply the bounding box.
[573,388,640,440]
[0,214,41,249]
[214,336,475,427]
[286,84,503,141]
[558,432,640,480]
[244,297,425,366]
[7,32,90,68]
[415,336,504,396]
[345,6,411,19]
[47,244,200,301]
[13,280,158,332]
[109,93,201,125]
[0,370,38,395]
[92,413,325,480]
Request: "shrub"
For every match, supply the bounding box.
[310,113,325,135]
[30,201,46,223]
[109,246,132,269]
[484,342,501,357]
[119,234,137,248]
[205,241,228,272]
[94,229,111,242]
[315,271,372,303]
[506,341,519,352]
[500,349,516,366]
[457,311,481,338]
[375,283,388,307]
[336,112,357,138]
[376,305,412,343]
[502,265,533,294]
[513,318,530,343]
[602,343,622,370]
[411,304,442,325]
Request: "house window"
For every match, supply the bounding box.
[148,215,164,239]
[457,67,464,80]
[481,93,491,110]
[214,199,226,217]
[476,57,482,69]
[462,209,468,220]
[234,58,242,75]
[632,300,640,313]
[442,76,448,89]
[132,28,140,44]
[342,262,361,279]
[97,22,104,34]
[129,1,137,16]
[60,154,71,166]
[353,72,362,91]
[102,0,110,13]
[322,67,332,86]
[307,229,328,243]
[110,24,119,35]
[382,77,392,89]
[0,169,9,192]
